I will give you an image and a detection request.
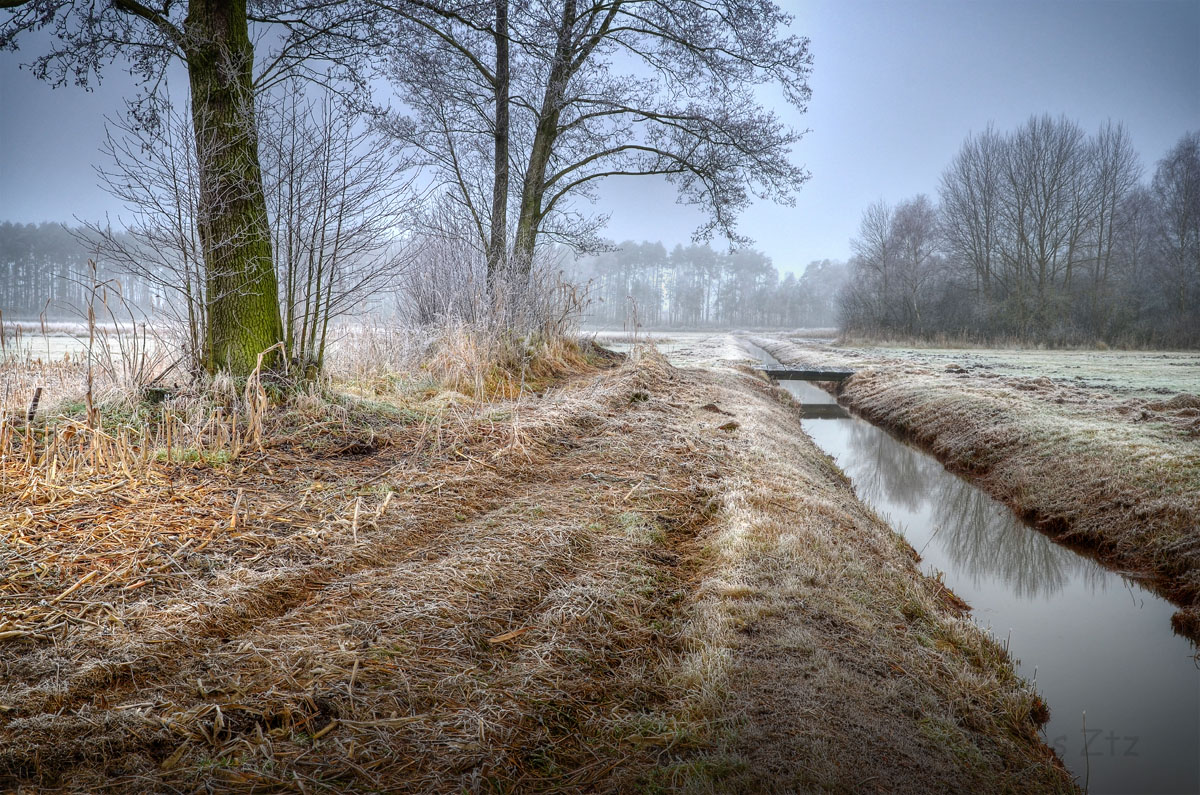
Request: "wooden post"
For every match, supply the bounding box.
[26,387,42,424]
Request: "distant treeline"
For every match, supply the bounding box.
[569,242,846,329]
[0,222,157,320]
[840,120,1200,346]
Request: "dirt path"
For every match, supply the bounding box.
[2,347,1073,791]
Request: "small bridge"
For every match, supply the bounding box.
[756,366,855,382]
[798,404,850,419]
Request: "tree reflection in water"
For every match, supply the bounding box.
[838,421,935,514]
[836,420,1106,599]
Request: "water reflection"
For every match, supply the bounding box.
[747,345,1200,795]
[837,420,933,514]
[928,465,1107,599]
[829,416,1105,599]
[799,404,849,419]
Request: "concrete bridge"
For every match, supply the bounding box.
[755,366,855,382]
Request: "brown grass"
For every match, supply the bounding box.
[669,359,1073,793]
[423,325,595,400]
[749,334,1200,643]
[0,345,714,790]
[1,353,86,421]
[1,342,1074,791]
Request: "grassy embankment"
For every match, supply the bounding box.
[1,340,1072,791]
[749,335,1200,641]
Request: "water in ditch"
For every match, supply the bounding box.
[750,347,1199,794]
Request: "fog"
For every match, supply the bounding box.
[3,0,1196,275]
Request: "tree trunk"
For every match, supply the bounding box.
[186,0,284,377]
[512,131,551,278]
[486,0,510,290]
[512,0,577,278]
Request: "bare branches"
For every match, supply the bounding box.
[260,81,419,370]
[111,0,185,51]
[378,0,812,282]
[844,119,1200,346]
[0,0,182,89]
[88,79,419,377]
[2,0,394,375]
[1151,131,1200,326]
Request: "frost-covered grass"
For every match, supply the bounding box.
[1,341,1075,791]
[806,342,1200,398]
[683,360,1073,793]
[752,334,1200,640]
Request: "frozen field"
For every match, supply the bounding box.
[807,342,1200,399]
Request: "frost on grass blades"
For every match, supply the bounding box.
[745,335,1199,795]
[2,1,1199,791]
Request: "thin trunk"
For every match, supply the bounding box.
[186,0,283,377]
[486,0,510,289]
[282,100,299,361]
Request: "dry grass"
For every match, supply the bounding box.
[654,359,1073,793]
[423,325,596,400]
[750,334,1200,642]
[322,322,435,395]
[588,331,677,345]
[826,339,1200,399]
[1,352,86,422]
[2,337,1074,792]
[0,344,719,790]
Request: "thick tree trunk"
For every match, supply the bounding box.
[512,129,552,277]
[486,0,510,290]
[512,103,557,280]
[186,0,284,377]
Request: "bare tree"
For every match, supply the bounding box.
[844,200,895,334]
[842,197,941,337]
[939,127,1003,304]
[260,82,418,376]
[377,0,812,297]
[1151,131,1200,339]
[89,82,416,380]
[1084,120,1141,335]
[88,94,210,375]
[890,195,941,335]
[995,115,1093,336]
[846,118,1200,345]
[399,197,491,327]
[399,193,584,345]
[1108,185,1159,336]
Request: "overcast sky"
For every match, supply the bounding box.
[2,0,1198,275]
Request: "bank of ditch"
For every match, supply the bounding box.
[749,334,1200,642]
[678,353,1073,792]
[1,345,1072,791]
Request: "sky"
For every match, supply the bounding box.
[1,0,1198,276]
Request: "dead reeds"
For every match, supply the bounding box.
[0,336,711,790]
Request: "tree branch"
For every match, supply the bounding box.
[111,0,186,53]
